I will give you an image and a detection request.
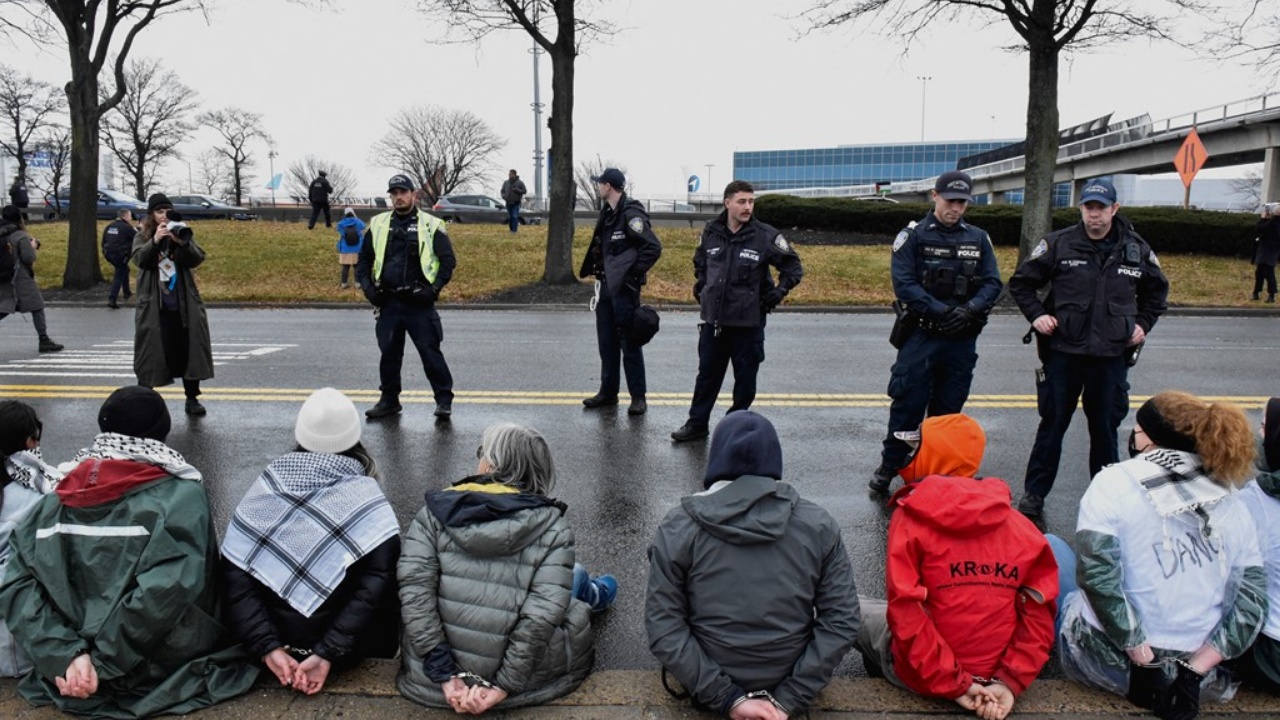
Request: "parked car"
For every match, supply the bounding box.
[43,188,147,220]
[168,194,257,221]
[431,194,531,224]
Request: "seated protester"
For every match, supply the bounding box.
[0,386,257,718]
[647,410,859,720]
[221,388,401,695]
[398,422,617,715]
[855,414,1058,720]
[0,400,62,678]
[1057,391,1266,719]
[1234,396,1280,693]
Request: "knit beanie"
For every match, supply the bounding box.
[98,386,171,441]
[0,205,18,223]
[295,387,362,454]
[899,413,985,483]
[147,193,173,213]
[1262,397,1280,471]
[703,410,782,488]
[1136,396,1197,453]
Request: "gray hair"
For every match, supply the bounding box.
[480,422,555,495]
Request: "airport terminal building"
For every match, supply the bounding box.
[733,140,1015,192]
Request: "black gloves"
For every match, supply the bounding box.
[1126,662,1168,711]
[364,286,387,307]
[762,287,786,311]
[1156,662,1203,720]
[693,281,703,303]
[938,303,979,335]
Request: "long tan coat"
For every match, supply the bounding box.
[131,229,214,386]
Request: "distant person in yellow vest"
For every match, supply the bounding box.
[355,174,456,421]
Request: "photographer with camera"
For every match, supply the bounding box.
[355,174,456,421]
[131,193,214,416]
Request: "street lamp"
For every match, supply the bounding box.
[704,164,715,197]
[917,75,932,142]
[267,148,278,208]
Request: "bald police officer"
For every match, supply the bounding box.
[357,174,456,421]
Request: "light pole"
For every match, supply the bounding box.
[529,3,545,209]
[917,75,932,142]
[704,164,715,197]
[267,149,278,208]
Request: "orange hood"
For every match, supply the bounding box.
[899,414,985,483]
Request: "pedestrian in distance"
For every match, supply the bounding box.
[7,175,29,224]
[671,180,803,444]
[578,167,662,416]
[1232,396,1280,694]
[0,386,259,717]
[500,169,527,233]
[1253,203,1280,303]
[647,411,860,719]
[1052,391,1264,720]
[856,414,1058,720]
[102,208,136,309]
[308,170,333,230]
[0,399,62,679]
[335,207,366,288]
[0,204,63,353]
[397,422,616,713]
[132,193,214,416]
[356,174,457,421]
[221,388,401,696]
[870,170,1001,492]
[1008,178,1169,519]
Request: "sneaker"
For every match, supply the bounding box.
[671,421,709,443]
[38,336,64,353]
[627,399,647,415]
[434,402,452,419]
[365,399,403,419]
[582,393,619,409]
[869,465,895,494]
[340,283,349,289]
[1017,493,1044,518]
[185,398,207,416]
[589,575,618,612]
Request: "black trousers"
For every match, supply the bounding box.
[1254,263,1277,296]
[686,323,764,426]
[109,259,131,301]
[879,330,978,471]
[158,308,201,399]
[593,287,646,399]
[308,202,332,228]
[374,298,453,404]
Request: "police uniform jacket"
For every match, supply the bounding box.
[101,218,136,264]
[579,194,662,297]
[695,212,803,328]
[1008,216,1168,358]
[309,177,332,204]
[355,210,456,305]
[891,212,1002,327]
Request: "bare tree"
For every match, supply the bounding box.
[415,0,615,284]
[1209,2,1280,80]
[1229,169,1263,210]
[574,155,626,211]
[803,0,1199,261]
[0,65,64,184]
[286,155,356,201]
[370,105,506,198]
[28,125,72,216]
[192,147,233,199]
[101,57,199,200]
[198,107,270,206]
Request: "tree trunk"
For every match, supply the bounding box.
[542,48,576,285]
[62,60,106,289]
[232,161,244,206]
[133,168,146,201]
[1018,14,1059,263]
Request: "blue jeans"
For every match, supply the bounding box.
[879,331,979,471]
[594,287,645,399]
[374,299,454,404]
[506,203,521,232]
[1045,533,1078,637]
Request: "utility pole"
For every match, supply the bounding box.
[705,164,715,196]
[917,75,932,142]
[267,148,278,208]
[529,4,545,209]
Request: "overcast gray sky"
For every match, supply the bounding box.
[5,0,1271,200]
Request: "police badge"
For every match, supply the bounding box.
[892,230,909,253]
[1030,239,1048,259]
[628,217,645,234]
[774,235,790,252]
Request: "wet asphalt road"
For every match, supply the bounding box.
[1,306,1276,674]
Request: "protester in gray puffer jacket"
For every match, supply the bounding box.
[397,422,616,714]
[646,410,860,719]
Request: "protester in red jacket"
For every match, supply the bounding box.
[857,414,1058,720]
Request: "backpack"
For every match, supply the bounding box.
[0,228,18,284]
[342,224,361,248]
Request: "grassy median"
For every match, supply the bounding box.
[22,220,1261,307]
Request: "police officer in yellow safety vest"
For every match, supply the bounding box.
[356,174,457,421]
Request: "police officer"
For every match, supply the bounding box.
[357,173,456,421]
[1008,178,1169,518]
[870,170,1002,492]
[8,176,28,224]
[671,180,802,442]
[308,170,333,230]
[579,167,662,415]
[101,208,136,308]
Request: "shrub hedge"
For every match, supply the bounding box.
[754,195,1260,257]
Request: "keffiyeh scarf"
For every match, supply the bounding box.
[3,447,62,493]
[65,432,202,482]
[221,451,399,618]
[1134,448,1228,537]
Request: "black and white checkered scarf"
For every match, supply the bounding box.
[3,448,62,493]
[67,433,202,482]
[1134,448,1228,537]
[221,451,399,618]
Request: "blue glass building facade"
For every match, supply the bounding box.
[733,141,1015,190]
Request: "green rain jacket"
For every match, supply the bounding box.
[0,459,257,718]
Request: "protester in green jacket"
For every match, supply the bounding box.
[0,386,257,718]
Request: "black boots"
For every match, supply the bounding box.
[38,335,63,353]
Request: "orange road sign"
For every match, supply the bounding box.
[1174,129,1208,189]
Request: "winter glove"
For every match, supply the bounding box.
[693,280,704,303]
[762,287,786,312]
[364,286,388,307]
[1126,661,1168,711]
[938,303,979,335]
[1155,662,1203,720]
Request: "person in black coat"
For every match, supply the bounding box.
[307,171,333,230]
[8,177,28,224]
[101,209,136,308]
[1254,203,1280,302]
[221,388,400,695]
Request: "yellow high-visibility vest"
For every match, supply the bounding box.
[370,209,444,283]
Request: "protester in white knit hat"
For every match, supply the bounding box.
[220,387,401,696]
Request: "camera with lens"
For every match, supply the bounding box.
[164,209,193,241]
